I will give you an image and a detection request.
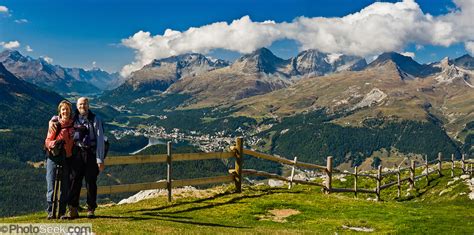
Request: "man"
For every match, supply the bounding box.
[67,97,105,219]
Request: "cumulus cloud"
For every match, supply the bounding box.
[1,40,20,49]
[0,6,8,13]
[120,0,474,77]
[400,51,416,58]
[25,45,33,52]
[465,41,474,54]
[40,56,53,64]
[14,19,28,24]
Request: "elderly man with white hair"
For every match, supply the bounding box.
[58,97,106,219]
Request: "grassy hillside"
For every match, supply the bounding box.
[2,169,472,234]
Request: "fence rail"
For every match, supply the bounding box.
[79,137,473,202]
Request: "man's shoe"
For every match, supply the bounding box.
[59,214,70,220]
[68,207,79,219]
[87,209,95,219]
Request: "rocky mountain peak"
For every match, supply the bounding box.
[232,47,288,74]
[453,54,474,70]
[291,49,367,76]
[368,51,436,77]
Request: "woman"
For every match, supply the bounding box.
[44,100,75,219]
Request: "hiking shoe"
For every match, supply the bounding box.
[87,209,95,219]
[47,212,55,220]
[68,207,79,219]
[59,214,70,220]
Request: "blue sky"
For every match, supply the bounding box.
[0,0,470,73]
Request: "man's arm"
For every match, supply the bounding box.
[48,115,59,133]
[94,116,105,171]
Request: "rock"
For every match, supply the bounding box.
[268,179,285,187]
[118,185,201,205]
[342,225,374,232]
[460,175,470,180]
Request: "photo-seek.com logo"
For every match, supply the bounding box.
[0,223,92,234]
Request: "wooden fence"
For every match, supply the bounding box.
[80,137,474,202]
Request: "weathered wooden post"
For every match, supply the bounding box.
[451,153,455,177]
[397,166,401,198]
[234,137,243,193]
[461,154,465,174]
[409,160,415,190]
[376,165,382,201]
[425,155,429,185]
[354,166,358,198]
[325,156,333,194]
[167,141,172,202]
[288,156,298,189]
[438,152,443,177]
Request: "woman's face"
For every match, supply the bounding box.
[60,105,71,119]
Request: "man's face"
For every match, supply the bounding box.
[77,98,89,115]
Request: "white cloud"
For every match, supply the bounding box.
[14,19,28,24]
[1,40,20,49]
[0,6,8,13]
[465,41,474,55]
[25,45,33,52]
[40,56,53,64]
[92,61,97,68]
[120,0,474,77]
[400,51,416,58]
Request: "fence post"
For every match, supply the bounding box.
[234,137,243,193]
[461,154,465,174]
[451,153,455,178]
[397,166,401,198]
[354,166,358,198]
[425,155,429,185]
[376,165,382,201]
[288,156,298,189]
[409,160,415,190]
[167,141,172,202]
[325,156,333,194]
[438,152,443,177]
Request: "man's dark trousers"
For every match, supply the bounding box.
[69,146,99,210]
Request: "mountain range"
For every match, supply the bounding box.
[101,48,367,104]
[0,50,121,95]
[98,48,474,147]
[1,46,473,146]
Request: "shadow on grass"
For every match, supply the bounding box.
[141,187,300,216]
[154,217,250,229]
[396,175,442,202]
[129,189,235,213]
[94,215,154,221]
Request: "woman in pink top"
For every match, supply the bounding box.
[44,100,74,219]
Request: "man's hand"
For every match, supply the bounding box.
[98,163,105,172]
[49,120,60,133]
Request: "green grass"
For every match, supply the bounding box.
[1,170,473,234]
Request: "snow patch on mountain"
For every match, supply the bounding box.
[326,53,343,64]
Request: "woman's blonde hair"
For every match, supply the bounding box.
[57,100,73,118]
